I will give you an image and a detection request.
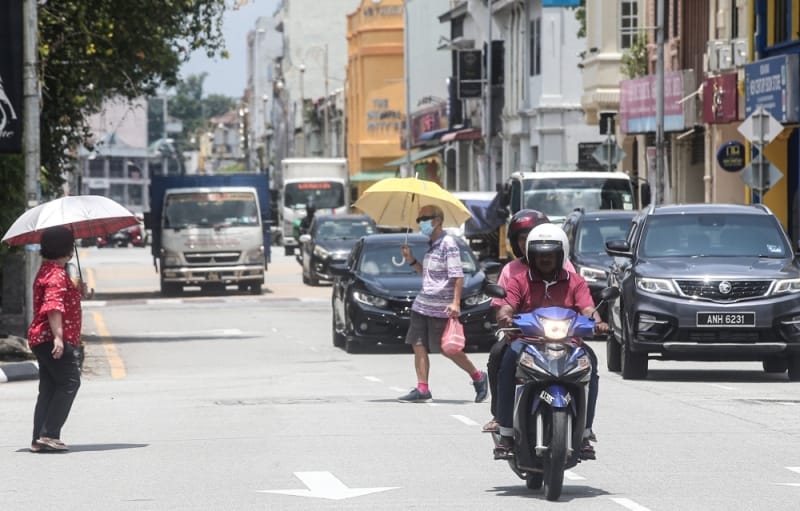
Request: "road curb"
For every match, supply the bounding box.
[0,361,39,383]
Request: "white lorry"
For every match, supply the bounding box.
[504,171,650,224]
[280,158,350,255]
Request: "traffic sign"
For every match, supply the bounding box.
[592,142,626,167]
[738,106,784,145]
[740,162,783,192]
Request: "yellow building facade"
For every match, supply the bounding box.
[346,0,406,196]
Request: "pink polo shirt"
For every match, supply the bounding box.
[492,260,593,314]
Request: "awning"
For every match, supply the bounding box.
[419,128,452,142]
[441,128,482,142]
[350,170,398,183]
[383,145,444,167]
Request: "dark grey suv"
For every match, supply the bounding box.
[605,204,800,380]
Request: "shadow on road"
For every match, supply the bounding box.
[487,484,610,502]
[635,368,792,383]
[17,443,148,453]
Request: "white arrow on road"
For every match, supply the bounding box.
[259,471,399,500]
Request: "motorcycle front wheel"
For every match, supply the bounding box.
[542,409,569,501]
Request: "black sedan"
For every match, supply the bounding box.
[330,233,496,353]
[298,214,377,285]
[562,208,635,318]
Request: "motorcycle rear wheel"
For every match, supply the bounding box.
[543,409,568,501]
[525,472,543,490]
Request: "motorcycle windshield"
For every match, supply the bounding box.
[518,341,591,381]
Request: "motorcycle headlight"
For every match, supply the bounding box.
[540,318,571,340]
[463,293,491,307]
[579,266,607,283]
[772,278,800,295]
[352,290,388,308]
[314,245,330,259]
[636,277,677,295]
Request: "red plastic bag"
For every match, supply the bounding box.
[441,317,466,355]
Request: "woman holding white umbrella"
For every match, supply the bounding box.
[27,226,91,452]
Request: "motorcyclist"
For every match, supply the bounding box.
[299,204,317,235]
[482,210,576,435]
[493,223,607,460]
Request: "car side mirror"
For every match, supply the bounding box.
[328,263,351,278]
[599,286,620,301]
[605,239,633,258]
[299,234,311,243]
[483,283,507,299]
[640,182,652,207]
[481,261,503,283]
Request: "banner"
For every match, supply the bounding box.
[0,0,23,153]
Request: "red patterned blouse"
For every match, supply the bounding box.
[27,261,83,348]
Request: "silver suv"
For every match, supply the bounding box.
[604,204,800,380]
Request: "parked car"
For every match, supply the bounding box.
[329,233,496,353]
[298,214,377,285]
[604,203,800,380]
[562,208,635,320]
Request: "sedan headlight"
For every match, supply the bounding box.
[579,266,607,283]
[772,278,800,295]
[636,277,678,295]
[352,290,388,308]
[463,293,491,307]
[314,245,331,259]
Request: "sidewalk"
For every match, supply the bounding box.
[0,331,38,383]
[0,360,39,383]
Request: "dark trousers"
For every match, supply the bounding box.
[497,340,598,432]
[486,338,507,418]
[31,342,82,442]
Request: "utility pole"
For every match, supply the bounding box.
[23,0,40,326]
[403,0,412,178]
[655,0,665,204]
[484,0,493,192]
[323,44,330,157]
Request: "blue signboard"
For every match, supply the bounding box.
[716,141,746,172]
[744,54,800,123]
[543,0,581,6]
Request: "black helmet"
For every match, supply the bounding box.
[507,209,550,258]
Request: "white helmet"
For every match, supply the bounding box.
[526,223,570,270]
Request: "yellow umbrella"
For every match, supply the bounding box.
[353,177,472,229]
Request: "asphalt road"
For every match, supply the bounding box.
[1,247,799,510]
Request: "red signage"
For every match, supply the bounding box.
[619,70,695,134]
[297,182,332,190]
[703,73,739,124]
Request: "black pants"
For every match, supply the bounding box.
[31,342,82,442]
[487,339,507,418]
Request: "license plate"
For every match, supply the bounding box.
[207,272,220,281]
[696,312,755,327]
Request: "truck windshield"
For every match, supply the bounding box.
[164,192,260,228]
[523,177,634,218]
[284,181,345,209]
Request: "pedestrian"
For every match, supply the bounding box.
[27,225,91,452]
[397,204,488,403]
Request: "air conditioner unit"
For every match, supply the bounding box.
[706,40,724,72]
[732,38,748,67]
[718,43,733,70]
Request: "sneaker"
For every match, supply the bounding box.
[473,371,488,403]
[397,387,433,403]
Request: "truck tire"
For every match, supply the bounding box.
[160,280,182,297]
[250,283,262,295]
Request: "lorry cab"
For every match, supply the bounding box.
[504,171,649,225]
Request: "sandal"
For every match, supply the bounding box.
[493,436,514,460]
[481,419,499,433]
[30,442,44,453]
[36,437,68,451]
[580,439,596,460]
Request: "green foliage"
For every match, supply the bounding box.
[0,0,228,249]
[168,76,236,150]
[573,3,586,39]
[621,32,649,79]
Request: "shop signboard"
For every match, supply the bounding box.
[703,73,739,124]
[619,70,696,134]
[744,54,800,124]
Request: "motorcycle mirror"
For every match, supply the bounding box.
[599,286,620,301]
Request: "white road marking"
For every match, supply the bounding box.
[309,346,319,352]
[258,471,399,501]
[451,414,479,426]
[564,470,585,481]
[786,467,800,475]
[610,497,653,511]
[775,483,800,487]
[709,383,738,391]
[389,386,407,393]
[364,376,382,383]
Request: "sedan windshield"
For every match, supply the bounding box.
[576,218,632,255]
[358,241,478,276]
[164,192,259,228]
[640,214,789,258]
[316,219,375,240]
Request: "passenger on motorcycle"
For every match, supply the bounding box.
[493,223,607,460]
[482,210,575,435]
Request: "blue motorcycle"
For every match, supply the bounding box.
[484,284,618,501]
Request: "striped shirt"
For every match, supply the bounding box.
[412,233,464,318]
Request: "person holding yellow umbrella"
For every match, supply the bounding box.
[397,204,487,403]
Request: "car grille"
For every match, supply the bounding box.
[184,251,241,264]
[386,297,414,317]
[675,279,772,302]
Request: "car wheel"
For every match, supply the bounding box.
[302,272,310,285]
[787,356,800,381]
[284,246,294,256]
[620,312,647,380]
[309,267,319,286]
[762,357,788,373]
[160,280,182,297]
[332,314,345,348]
[606,332,622,372]
[345,338,361,354]
[250,283,262,295]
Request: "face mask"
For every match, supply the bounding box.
[419,219,435,236]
